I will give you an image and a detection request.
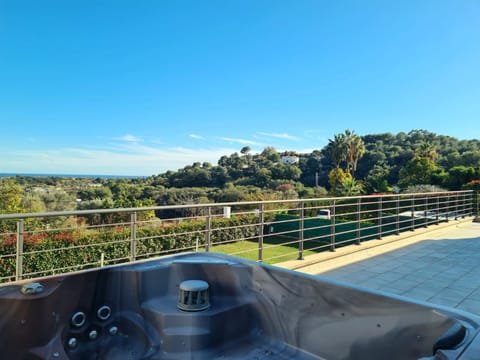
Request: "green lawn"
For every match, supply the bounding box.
[208,213,433,264]
[210,235,329,264]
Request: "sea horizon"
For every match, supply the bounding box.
[0,172,145,179]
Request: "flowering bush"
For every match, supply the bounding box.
[0,215,260,282]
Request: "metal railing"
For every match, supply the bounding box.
[0,191,474,283]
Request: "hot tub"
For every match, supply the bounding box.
[0,252,479,359]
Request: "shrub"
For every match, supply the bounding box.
[0,215,260,281]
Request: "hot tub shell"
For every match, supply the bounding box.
[0,252,479,359]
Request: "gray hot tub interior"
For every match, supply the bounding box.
[0,252,479,359]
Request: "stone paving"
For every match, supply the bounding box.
[280,220,480,316]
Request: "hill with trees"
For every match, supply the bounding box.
[1,129,479,216]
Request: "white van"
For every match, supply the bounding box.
[316,209,331,220]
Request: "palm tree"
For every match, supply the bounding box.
[339,178,364,196]
[326,130,365,176]
[416,141,438,162]
[345,130,366,175]
[326,133,347,169]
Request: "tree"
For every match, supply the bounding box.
[344,130,366,175]
[364,164,392,193]
[398,156,439,188]
[271,164,302,182]
[77,186,113,201]
[214,185,246,203]
[325,130,365,178]
[21,190,46,213]
[299,150,323,187]
[0,179,24,232]
[328,168,352,195]
[416,141,438,161]
[260,146,280,163]
[443,166,477,190]
[338,178,364,196]
[240,146,251,155]
[325,133,347,169]
[252,168,272,188]
[38,188,76,212]
[276,183,297,199]
[210,166,229,187]
[168,166,212,188]
[0,179,23,214]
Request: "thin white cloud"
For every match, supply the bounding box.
[218,137,263,146]
[115,134,141,143]
[1,144,238,176]
[1,132,324,176]
[256,132,301,141]
[189,134,205,140]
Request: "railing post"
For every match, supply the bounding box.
[410,196,415,231]
[258,204,264,262]
[462,192,466,218]
[16,219,24,281]
[356,198,361,245]
[436,194,440,224]
[445,193,450,222]
[395,195,400,235]
[205,207,212,252]
[298,201,304,260]
[378,196,383,239]
[330,200,336,252]
[130,212,137,262]
[477,190,479,217]
[424,195,428,228]
[455,193,459,220]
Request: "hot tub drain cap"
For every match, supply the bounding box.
[177,280,210,312]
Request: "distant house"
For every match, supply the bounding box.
[281,155,299,165]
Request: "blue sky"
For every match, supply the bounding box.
[1,1,479,176]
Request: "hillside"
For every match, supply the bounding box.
[1,129,479,214]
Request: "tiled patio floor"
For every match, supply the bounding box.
[281,220,480,315]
